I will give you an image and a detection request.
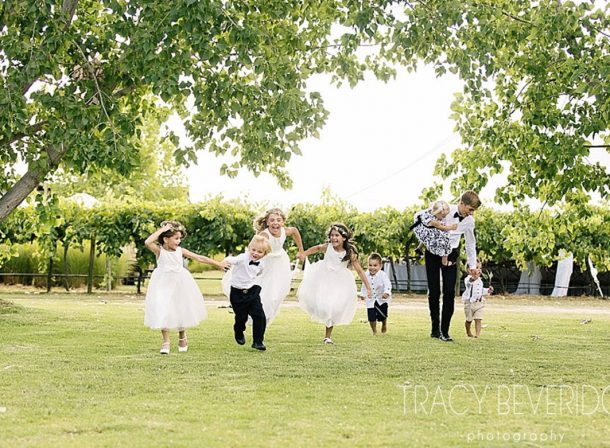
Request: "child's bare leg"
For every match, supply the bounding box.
[178,329,187,347]
[369,321,377,335]
[474,319,482,338]
[160,329,170,354]
[162,329,170,343]
[465,321,473,337]
[381,320,387,333]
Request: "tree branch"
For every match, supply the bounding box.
[21,0,79,95]
[0,121,47,148]
[61,0,78,18]
[501,10,532,25]
[74,42,111,121]
[0,143,68,223]
[587,24,610,39]
[0,81,134,150]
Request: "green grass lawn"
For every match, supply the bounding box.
[1,292,610,447]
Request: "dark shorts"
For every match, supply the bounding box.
[367,303,388,322]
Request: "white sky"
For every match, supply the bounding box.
[185,65,477,212]
[181,63,609,212]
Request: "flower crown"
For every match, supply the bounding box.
[329,224,350,238]
[161,221,186,233]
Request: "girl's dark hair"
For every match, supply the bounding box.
[158,220,187,245]
[327,223,358,263]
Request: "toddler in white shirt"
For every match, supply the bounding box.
[461,260,493,338]
[360,253,392,335]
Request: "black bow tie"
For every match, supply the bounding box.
[249,260,260,266]
[454,212,465,222]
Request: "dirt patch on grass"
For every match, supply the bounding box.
[0,297,22,314]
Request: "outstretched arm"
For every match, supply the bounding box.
[302,243,326,257]
[182,248,230,271]
[286,226,305,261]
[352,255,372,298]
[144,223,173,258]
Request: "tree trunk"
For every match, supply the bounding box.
[0,145,67,223]
[105,257,112,292]
[406,257,412,293]
[87,237,96,294]
[137,266,143,295]
[46,257,54,293]
[0,1,78,222]
[404,242,411,293]
[389,258,399,293]
[0,169,48,223]
[63,243,70,291]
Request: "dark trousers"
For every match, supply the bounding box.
[425,249,458,337]
[230,286,266,344]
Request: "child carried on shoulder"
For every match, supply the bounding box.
[411,200,458,267]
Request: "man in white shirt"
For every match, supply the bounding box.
[425,191,481,342]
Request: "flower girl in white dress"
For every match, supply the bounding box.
[297,223,372,344]
[253,208,305,323]
[144,221,229,354]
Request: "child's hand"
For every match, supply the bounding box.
[448,223,458,230]
[488,285,494,294]
[160,223,174,232]
[218,260,231,271]
[382,293,390,299]
[366,288,373,299]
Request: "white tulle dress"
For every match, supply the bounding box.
[297,244,357,327]
[257,228,293,323]
[222,227,293,324]
[144,246,207,330]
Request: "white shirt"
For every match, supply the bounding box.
[444,204,477,269]
[225,252,265,289]
[461,276,491,303]
[361,269,392,308]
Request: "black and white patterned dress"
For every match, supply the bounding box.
[412,210,453,257]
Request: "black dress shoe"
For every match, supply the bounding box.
[234,332,246,345]
[430,332,441,339]
[251,342,266,351]
[440,335,454,342]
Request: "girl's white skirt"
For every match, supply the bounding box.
[297,261,357,327]
[144,269,207,330]
[257,251,292,323]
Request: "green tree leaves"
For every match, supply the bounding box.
[386,0,610,206]
[1,1,609,225]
